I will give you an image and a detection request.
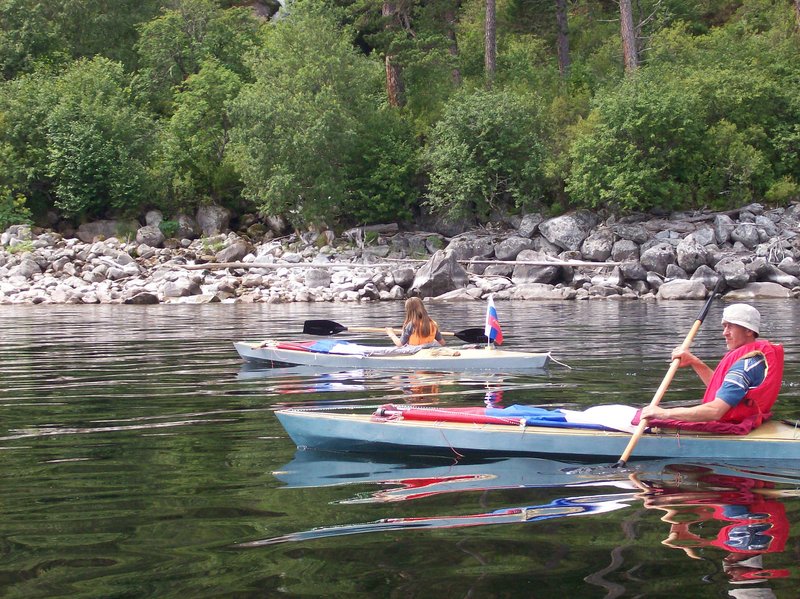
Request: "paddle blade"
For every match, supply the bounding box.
[303,319,348,336]
[455,328,490,344]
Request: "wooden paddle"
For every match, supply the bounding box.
[613,281,723,468]
[302,319,487,344]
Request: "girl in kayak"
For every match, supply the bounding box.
[386,297,446,347]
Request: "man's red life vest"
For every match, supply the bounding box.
[642,339,784,434]
[702,339,784,426]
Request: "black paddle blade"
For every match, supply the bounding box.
[303,319,348,336]
[455,328,489,344]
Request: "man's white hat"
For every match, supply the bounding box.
[722,304,760,335]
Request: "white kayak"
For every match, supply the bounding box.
[233,340,551,372]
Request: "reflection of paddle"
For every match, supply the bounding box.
[303,319,487,344]
[613,282,722,468]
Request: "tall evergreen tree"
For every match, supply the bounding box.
[484,0,496,85]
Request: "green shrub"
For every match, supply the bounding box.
[424,88,548,222]
[566,74,706,213]
[46,57,153,219]
[0,187,32,231]
[7,239,34,254]
[229,1,384,229]
[159,219,180,238]
[343,110,419,226]
[764,177,800,204]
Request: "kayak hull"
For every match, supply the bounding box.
[234,341,550,371]
[274,408,800,461]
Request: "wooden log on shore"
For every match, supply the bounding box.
[178,258,621,270]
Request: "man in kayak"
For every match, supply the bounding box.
[641,304,784,431]
[386,297,446,347]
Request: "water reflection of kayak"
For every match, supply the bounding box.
[273,450,800,500]
[242,453,799,550]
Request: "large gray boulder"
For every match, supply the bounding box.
[619,261,648,282]
[444,235,495,261]
[196,204,231,236]
[136,225,165,248]
[639,243,676,276]
[390,267,415,289]
[518,213,544,238]
[539,214,590,251]
[724,282,793,299]
[687,227,716,247]
[714,256,750,289]
[777,257,800,277]
[494,236,534,261]
[612,223,649,244]
[754,215,779,238]
[760,264,800,288]
[10,258,41,279]
[215,240,249,263]
[656,279,708,300]
[676,238,708,274]
[174,214,200,240]
[730,223,760,249]
[713,214,735,245]
[690,265,721,290]
[162,277,202,298]
[410,250,469,298]
[511,249,561,285]
[580,227,614,262]
[611,239,640,262]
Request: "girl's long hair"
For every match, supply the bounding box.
[403,297,432,337]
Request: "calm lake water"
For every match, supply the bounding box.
[2,299,800,598]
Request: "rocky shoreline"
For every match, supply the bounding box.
[2,202,799,305]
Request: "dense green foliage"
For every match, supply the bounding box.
[46,58,154,218]
[230,1,394,228]
[567,13,800,212]
[154,58,244,213]
[425,88,548,220]
[0,186,30,230]
[0,0,797,230]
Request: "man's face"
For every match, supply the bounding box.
[722,321,755,350]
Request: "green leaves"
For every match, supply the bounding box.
[46,58,153,218]
[229,1,388,228]
[425,88,548,221]
[154,58,244,212]
[0,186,31,231]
[565,21,800,213]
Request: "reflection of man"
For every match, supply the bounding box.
[634,465,790,593]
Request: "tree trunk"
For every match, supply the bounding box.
[555,0,571,78]
[444,5,462,86]
[484,0,496,87]
[383,1,406,107]
[795,0,800,31]
[619,0,638,73]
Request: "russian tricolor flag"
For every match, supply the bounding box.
[484,295,503,345]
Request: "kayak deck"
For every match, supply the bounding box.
[274,408,800,462]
